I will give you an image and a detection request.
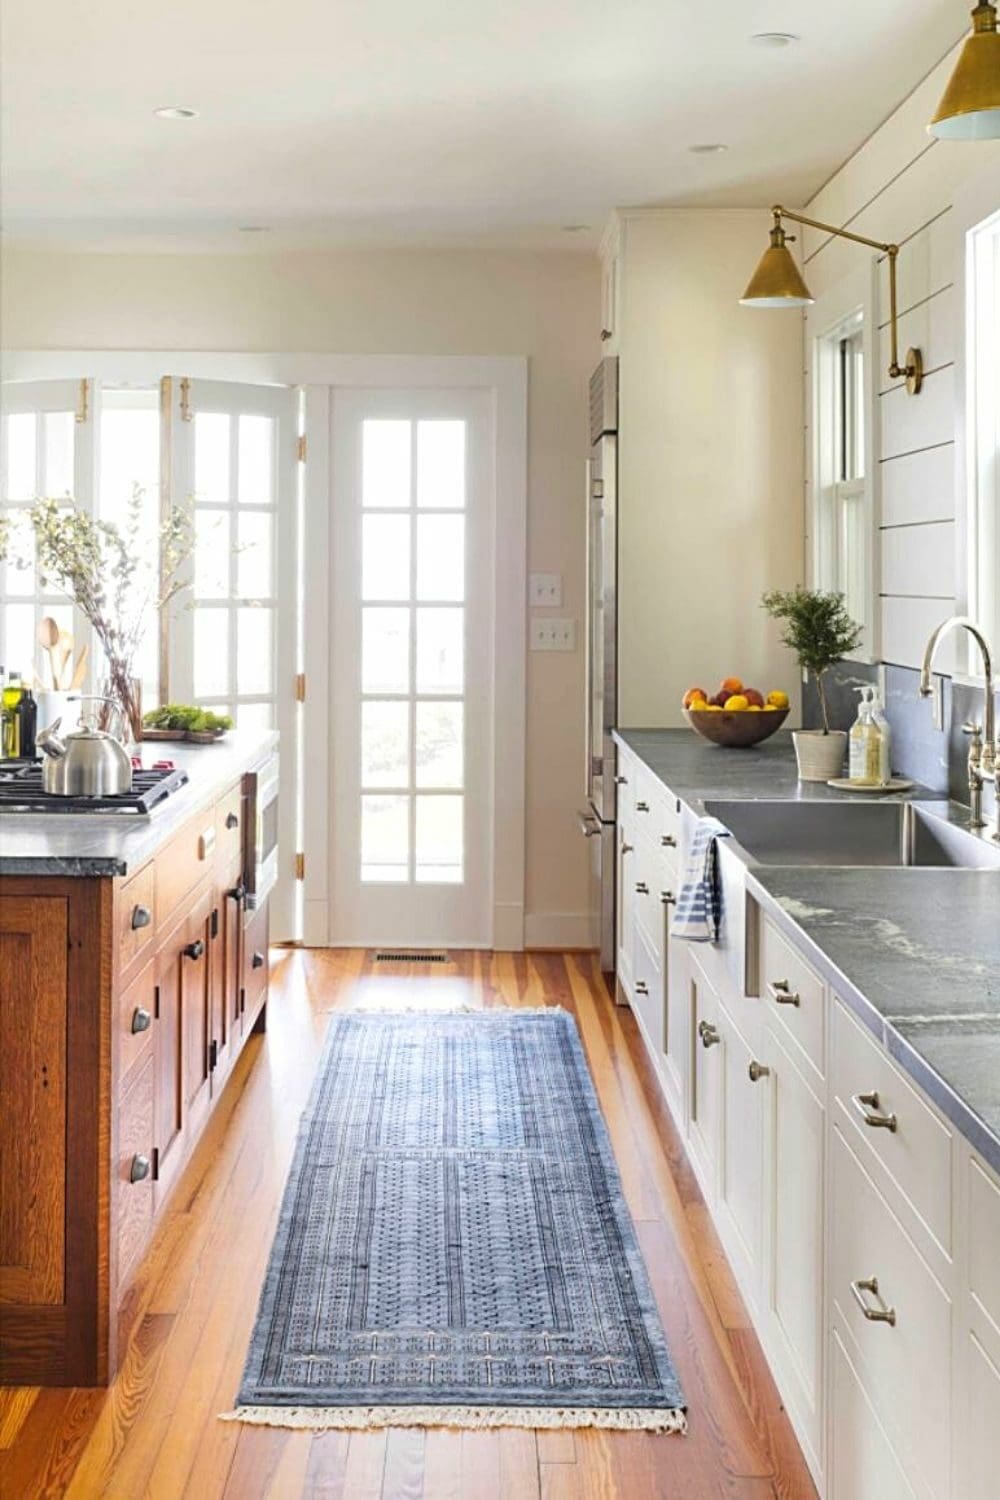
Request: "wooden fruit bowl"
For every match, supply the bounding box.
[683,706,789,747]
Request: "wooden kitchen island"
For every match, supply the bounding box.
[0,732,276,1386]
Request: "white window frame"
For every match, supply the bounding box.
[956,168,1000,677]
[807,259,879,662]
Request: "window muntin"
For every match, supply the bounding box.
[967,208,1000,663]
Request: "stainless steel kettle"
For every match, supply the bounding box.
[37,695,133,797]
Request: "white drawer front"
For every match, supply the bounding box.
[830,1331,918,1500]
[832,1125,952,1500]
[633,763,681,853]
[969,1157,1000,1339]
[631,920,664,1056]
[759,917,825,1080]
[833,998,953,1256]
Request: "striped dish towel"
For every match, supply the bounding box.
[670,816,731,943]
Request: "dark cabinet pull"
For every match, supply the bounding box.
[130,1154,151,1183]
[183,939,204,960]
[227,883,246,903]
[131,904,152,930]
[251,951,265,970]
[226,811,239,829]
[131,1006,152,1034]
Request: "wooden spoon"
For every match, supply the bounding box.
[36,616,61,688]
[70,643,90,691]
[57,630,74,689]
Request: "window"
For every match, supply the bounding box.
[813,307,874,655]
[966,206,1000,660]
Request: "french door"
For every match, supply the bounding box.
[329,388,494,947]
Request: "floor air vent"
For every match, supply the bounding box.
[375,951,450,963]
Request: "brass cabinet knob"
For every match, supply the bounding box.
[698,1020,720,1049]
[636,800,650,813]
[661,834,677,848]
[226,883,246,903]
[635,881,649,895]
[131,1007,152,1034]
[634,980,649,996]
[851,1091,898,1132]
[748,1060,770,1083]
[621,842,634,855]
[131,904,152,931]
[661,890,676,906]
[850,1275,896,1326]
[225,811,239,829]
[130,1154,151,1183]
[251,951,265,970]
[183,939,204,961]
[614,774,628,785]
[767,979,801,1007]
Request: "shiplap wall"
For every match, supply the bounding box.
[802,41,1000,674]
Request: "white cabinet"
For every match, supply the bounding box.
[631,920,664,1055]
[687,952,723,1198]
[715,997,766,1305]
[763,1021,826,1473]
[829,1330,917,1500]
[958,1155,1000,1500]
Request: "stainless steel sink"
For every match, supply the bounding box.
[703,799,1000,869]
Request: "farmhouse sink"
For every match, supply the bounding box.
[703,799,1000,870]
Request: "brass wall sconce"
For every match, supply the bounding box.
[740,206,924,396]
[929,2,1000,139]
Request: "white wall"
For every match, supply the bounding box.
[616,211,805,724]
[802,45,1000,673]
[0,247,600,946]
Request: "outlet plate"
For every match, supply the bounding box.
[530,617,575,652]
[529,573,563,607]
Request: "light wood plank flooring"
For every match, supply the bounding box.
[1,949,818,1499]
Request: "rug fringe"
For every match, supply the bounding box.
[219,1404,687,1434]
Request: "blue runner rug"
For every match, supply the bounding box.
[223,1007,686,1432]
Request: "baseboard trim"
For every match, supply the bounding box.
[523,911,595,950]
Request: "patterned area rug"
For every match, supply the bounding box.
[223,1008,686,1432]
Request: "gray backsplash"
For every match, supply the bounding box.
[803,660,998,812]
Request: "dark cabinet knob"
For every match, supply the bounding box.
[183,939,204,960]
[131,1006,152,1034]
[226,883,246,903]
[251,951,265,970]
[130,1154,151,1183]
[225,812,239,829]
[131,904,152,930]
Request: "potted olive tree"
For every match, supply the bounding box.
[762,586,863,782]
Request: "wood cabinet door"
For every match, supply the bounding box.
[210,876,244,1086]
[0,896,68,1307]
[153,926,184,1201]
[181,892,212,1137]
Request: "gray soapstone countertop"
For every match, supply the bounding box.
[614,727,1000,1175]
[0,730,278,877]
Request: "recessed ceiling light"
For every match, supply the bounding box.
[688,143,729,154]
[154,106,198,120]
[750,31,800,48]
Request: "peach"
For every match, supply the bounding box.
[720,676,743,696]
[683,687,708,710]
[743,688,765,708]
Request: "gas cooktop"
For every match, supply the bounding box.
[0,761,190,815]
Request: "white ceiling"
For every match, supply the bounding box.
[0,1,965,253]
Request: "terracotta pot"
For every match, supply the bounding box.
[792,729,847,782]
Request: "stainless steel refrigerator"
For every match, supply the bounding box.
[579,356,618,977]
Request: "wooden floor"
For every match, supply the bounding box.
[1,949,818,1500]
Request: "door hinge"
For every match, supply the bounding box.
[210,907,219,939]
[295,851,305,880]
[297,433,307,462]
[179,377,193,422]
[75,378,90,424]
[209,1038,218,1072]
[151,1147,160,1182]
[294,672,306,703]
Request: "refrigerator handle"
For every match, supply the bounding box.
[584,454,594,803]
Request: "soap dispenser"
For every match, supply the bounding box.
[849,687,880,785]
[870,684,892,786]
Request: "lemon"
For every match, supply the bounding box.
[724,694,750,711]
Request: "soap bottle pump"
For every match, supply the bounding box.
[849,687,879,785]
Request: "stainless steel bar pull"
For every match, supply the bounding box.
[851,1091,898,1132]
[850,1275,896,1326]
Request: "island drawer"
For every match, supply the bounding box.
[117,1052,155,1285]
[156,813,216,930]
[969,1157,1000,1336]
[632,764,681,852]
[214,783,244,870]
[117,959,156,1084]
[117,862,156,982]
[831,1124,952,1500]
[243,901,269,1025]
[759,916,825,1080]
[833,998,953,1256]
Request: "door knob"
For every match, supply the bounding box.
[748,1060,770,1083]
[183,939,204,960]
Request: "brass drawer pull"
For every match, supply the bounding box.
[130,1154,151,1183]
[748,1060,770,1083]
[183,939,204,961]
[635,881,649,895]
[615,775,628,785]
[636,800,650,812]
[661,834,677,848]
[634,979,649,996]
[227,883,246,903]
[767,979,801,1007]
[852,1091,898,1133]
[131,1006,152,1034]
[698,1020,720,1049]
[661,890,676,906]
[850,1275,896,1327]
[131,904,152,930]
[621,842,634,855]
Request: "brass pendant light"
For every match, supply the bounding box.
[741,207,924,395]
[929,2,1000,139]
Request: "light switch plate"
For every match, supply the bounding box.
[529,573,562,607]
[530,617,576,651]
